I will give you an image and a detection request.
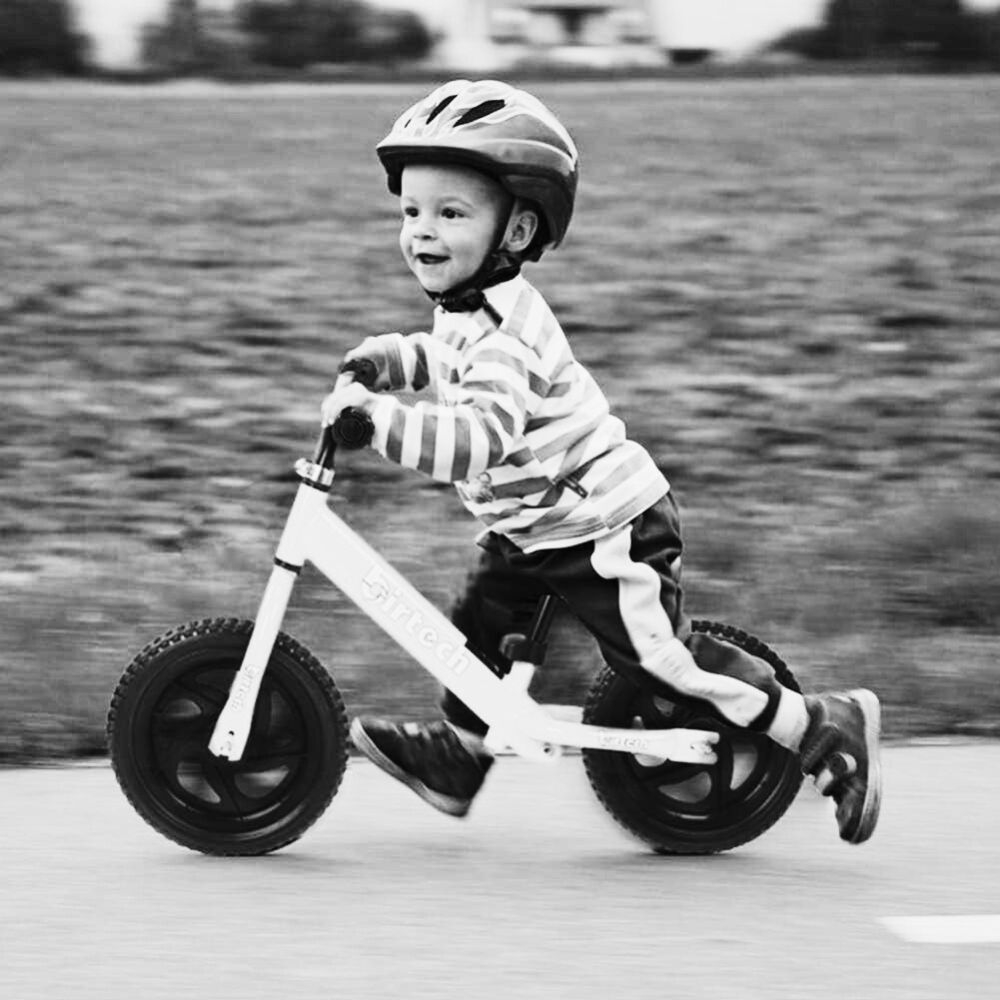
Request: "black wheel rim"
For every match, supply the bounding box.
[609,687,799,845]
[131,648,326,843]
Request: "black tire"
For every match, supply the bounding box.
[582,620,803,855]
[107,618,349,856]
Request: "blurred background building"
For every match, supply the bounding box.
[390,0,665,69]
[70,0,836,70]
[23,0,1000,76]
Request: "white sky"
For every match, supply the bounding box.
[73,0,165,65]
[657,0,999,49]
[72,0,1000,67]
[650,0,820,50]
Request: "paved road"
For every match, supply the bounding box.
[3,743,998,1000]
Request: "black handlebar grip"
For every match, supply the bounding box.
[338,356,379,389]
[331,406,374,450]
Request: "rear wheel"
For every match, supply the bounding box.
[107,618,348,856]
[582,621,803,854]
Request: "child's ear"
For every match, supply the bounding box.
[503,206,539,255]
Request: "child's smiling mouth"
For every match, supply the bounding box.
[416,253,449,265]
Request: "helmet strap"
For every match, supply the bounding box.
[429,196,521,325]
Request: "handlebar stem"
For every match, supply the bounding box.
[310,356,379,473]
[295,457,335,490]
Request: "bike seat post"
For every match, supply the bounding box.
[498,594,558,668]
[486,595,560,758]
[527,594,558,650]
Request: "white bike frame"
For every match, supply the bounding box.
[209,458,719,767]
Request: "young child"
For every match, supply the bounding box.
[322,79,882,845]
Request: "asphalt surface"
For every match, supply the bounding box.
[3,743,998,1000]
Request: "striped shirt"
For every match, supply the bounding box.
[360,274,669,553]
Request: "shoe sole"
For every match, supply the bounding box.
[349,718,471,818]
[844,688,882,845]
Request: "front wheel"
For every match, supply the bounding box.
[107,618,349,856]
[582,620,803,855]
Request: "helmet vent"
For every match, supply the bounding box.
[378,81,578,254]
[425,94,457,124]
[455,99,505,127]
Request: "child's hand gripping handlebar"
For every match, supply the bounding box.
[314,357,377,465]
[331,356,377,449]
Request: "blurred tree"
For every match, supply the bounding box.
[941,6,1000,64]
[981,9,1000,66]
[237,0,360,67]
[142,0,201,71]
[770,0,998,66]
[879,0,972,57]
[142,0,253,74]
[236,0,432,68]
[825,0,883,58]
[0,0,89,75]
[356,6,435,62]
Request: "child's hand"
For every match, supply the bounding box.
[341,343,392,391]
[320,380,375,427]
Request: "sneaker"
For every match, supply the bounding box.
[349,717,494,818]
[800,689,882,845]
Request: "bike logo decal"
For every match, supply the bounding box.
[362,566,471,675]
[227,663,259,711]
[596,732,652,753]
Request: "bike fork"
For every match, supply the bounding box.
[208,478,324,761]
[207,563,297,760]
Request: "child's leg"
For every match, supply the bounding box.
[684,631,810,749]
[503,494,879,843]
[440,535,548,736]
[506,495,810,750]
[350,535,542,817]
[348,716,494,817]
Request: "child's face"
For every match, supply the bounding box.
[398,164,509,295]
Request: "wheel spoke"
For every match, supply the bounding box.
[152,681,305,814]
[156,739,220,806]
[634,691,665,727]
[243,686,308,761]
[636,760,707,787]
[175,675,230,712]
[237,749,305,771]
[251,685,274,732]
[200,757,250,815]
[151,708,215,765]
[152,712,212,741]
[710,734,736,810]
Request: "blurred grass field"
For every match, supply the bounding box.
[2,76,1000,761]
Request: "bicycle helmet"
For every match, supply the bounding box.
[377,79,579,260]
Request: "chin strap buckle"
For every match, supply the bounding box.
[430,251,522,327]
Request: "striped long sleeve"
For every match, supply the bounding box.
[348,332,434,392]
[368,324,541,483]
[363,275,669,553]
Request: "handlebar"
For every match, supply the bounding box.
[312,357,377,467]
[331,407,374,449]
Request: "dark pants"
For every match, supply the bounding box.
[442,494,785,736]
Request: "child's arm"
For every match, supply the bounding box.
[330,332,543,483]
[321,332,445,428]
[340,332,439,393]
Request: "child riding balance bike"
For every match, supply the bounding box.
[107,79,881,856]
